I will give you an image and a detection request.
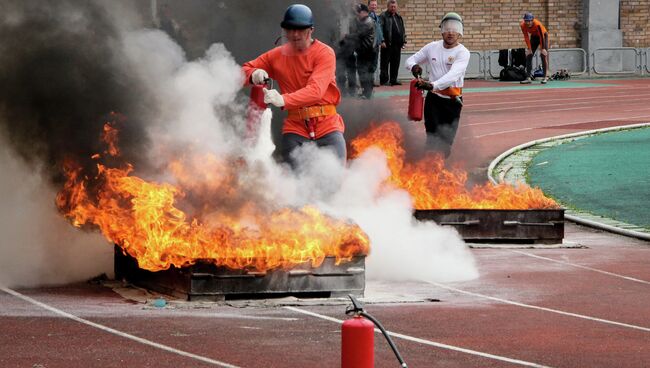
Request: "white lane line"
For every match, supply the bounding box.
[466,92,650,108]
[284,306,553,368]
[467,93,650,112]
[0,286,241,368]
[510,251,650,285]
[470,114,650,138]
[429,283,650,333]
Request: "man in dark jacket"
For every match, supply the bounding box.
[352,4,376,98]
[379,0,406,86]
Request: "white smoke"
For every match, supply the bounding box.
[117,27,478,283]
[0,137,113,288]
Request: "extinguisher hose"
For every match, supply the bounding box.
[359,311,408,368]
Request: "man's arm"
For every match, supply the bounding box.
[520,22,532,50]
[405,44,430,73]
[242,50,274,85]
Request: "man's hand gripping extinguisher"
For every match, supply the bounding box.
[246,78,272,139]
[342,295,408,368]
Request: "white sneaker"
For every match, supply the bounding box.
[541,77,548,84]
[520,77,532,84]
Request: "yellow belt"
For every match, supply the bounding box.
[287,104,337,120]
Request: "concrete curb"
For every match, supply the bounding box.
[487,123,650,241]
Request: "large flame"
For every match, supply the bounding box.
[56,122,369,272]
[350,121,559,210]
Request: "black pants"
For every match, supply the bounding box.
[336,53,357,97]
[423,92,462,158]
[379,45,401,85]
[525,33,549,78]
[356,49,376,98]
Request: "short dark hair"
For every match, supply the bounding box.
[367,0,377,4]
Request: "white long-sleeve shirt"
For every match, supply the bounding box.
[405,40,470,98]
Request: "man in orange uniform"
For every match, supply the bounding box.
[242,4,346,168]
[520,12,549,84]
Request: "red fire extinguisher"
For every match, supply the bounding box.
[342,295,408,368]
[246,79,271,138]
[407,78,424,121]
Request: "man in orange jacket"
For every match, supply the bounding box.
[242,4,346,168]
[520,12,549,84]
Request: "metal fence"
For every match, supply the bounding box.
[394,47,649,81]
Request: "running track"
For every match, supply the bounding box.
[1,78,649,368]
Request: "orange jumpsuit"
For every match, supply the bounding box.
[242,40,344,140]
[520,19,550,77]
[520,19,549,51]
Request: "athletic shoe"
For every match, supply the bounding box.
[541,77,548,84]
[520,77,532,84]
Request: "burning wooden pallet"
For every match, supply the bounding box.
[414,209,565,244]
[115,246,365,301]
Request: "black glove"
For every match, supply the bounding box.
[411,64,423,78]
[415,80,433,91]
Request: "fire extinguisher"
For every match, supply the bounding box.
[342,295,408,368]
[246,79,271,138]
[407,78,424,122]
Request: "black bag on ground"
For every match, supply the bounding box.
[498,49,509,67]
[511,48,526,67]
[499,66,527,81]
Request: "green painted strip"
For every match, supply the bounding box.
[373,81,617,98]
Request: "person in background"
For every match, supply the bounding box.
[520,12,550,84]
[242,4,346,168]
[367,0,383,86]
[405,12,469,158]
[352,4,376,99]
[379,0,406,86]
[336,5,360,97]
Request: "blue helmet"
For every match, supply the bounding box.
[523,12,534,21]
[281,4,314,29]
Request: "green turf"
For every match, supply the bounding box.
[527,127,650,230]
[373,80,617,98]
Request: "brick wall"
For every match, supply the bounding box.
[620,0,650,47]
[392,0,649,52]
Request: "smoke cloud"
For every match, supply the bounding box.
[0,0,477,288]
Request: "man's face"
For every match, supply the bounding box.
[368,1,377,12]
[387,3,397,14]
[357,10,369,20]
[284,27,313,51]
[442,31,460,47]
[524,20,533,27]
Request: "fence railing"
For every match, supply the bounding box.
[396,47,649,80]
[590,47,641,75]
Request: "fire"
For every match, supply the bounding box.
[350,121,559,210]
[56,123,369,272]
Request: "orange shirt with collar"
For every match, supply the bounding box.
[242,40,344,139]
[520,19,548,50]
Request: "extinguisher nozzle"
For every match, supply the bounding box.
[345,294,365,315]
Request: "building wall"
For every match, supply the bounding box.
[394,0,648,52]
[620,0,650,48]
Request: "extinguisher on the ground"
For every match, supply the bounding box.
[246,78,271,139]
[408,78,424,122]
[342,295,408,368]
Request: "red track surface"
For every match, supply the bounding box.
[2,78,650,368]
